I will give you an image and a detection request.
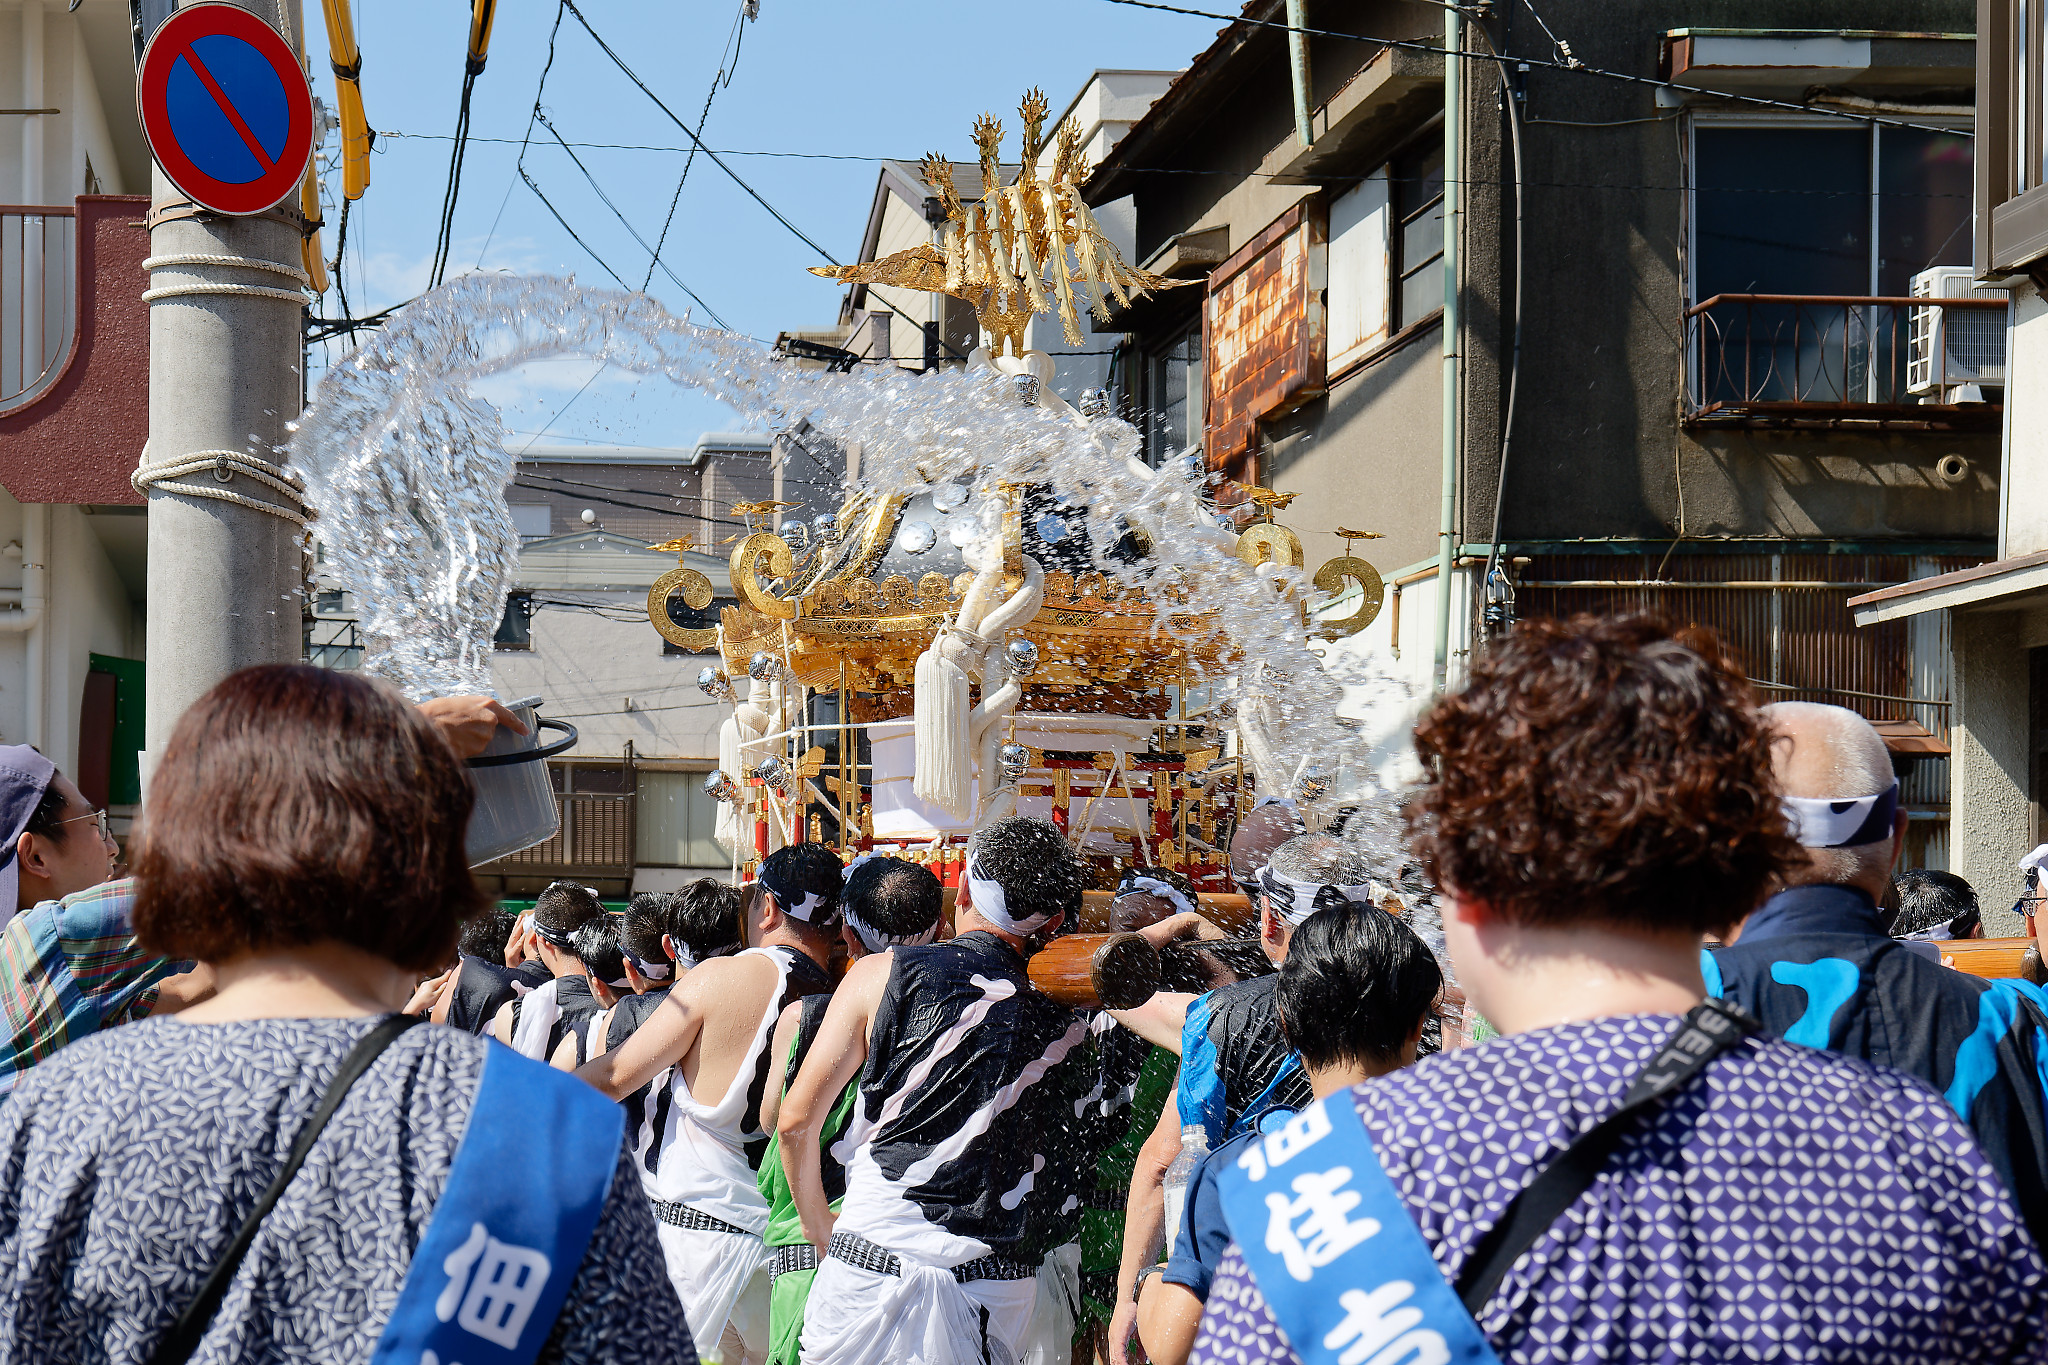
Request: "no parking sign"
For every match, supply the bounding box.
[137,3,315,216]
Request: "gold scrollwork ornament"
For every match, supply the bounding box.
[729,532,800,621]
[1312,556,1385,637]
[647,565,719,652]
[1235,523,1304,568]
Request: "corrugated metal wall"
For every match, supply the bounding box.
[1515,553,1979,869]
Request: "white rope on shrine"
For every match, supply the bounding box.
[131,447,314,527]
[142,253,310,305]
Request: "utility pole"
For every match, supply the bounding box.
[1432,4,1463,693]
[139,0,310,768]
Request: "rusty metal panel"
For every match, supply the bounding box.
[1204,201,1327,469]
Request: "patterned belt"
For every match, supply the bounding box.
[768,1243,819,1280]
[826,1231,1036,1284]
[651,1200,752,1237]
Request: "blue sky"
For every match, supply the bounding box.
[307,0,1212,449]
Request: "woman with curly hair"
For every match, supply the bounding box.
[1189,615,2048,1365]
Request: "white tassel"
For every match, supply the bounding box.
[914,633,974,820]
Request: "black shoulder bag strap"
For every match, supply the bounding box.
[149,1013,426,1365]
[1452,997,1759,1315]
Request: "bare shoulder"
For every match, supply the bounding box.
[840,951,893,1008]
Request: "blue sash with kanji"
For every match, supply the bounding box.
[1216,1092,1502,1365]
[368,1046,623,1365]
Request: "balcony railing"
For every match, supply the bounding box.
[0,208,76,415]
[477,791,636,881]
[1685,293,2005,424]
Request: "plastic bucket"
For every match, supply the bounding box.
[464,695,579,867]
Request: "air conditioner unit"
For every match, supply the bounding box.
[1908,267,2006,399]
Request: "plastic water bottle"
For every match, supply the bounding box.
[1160,1126,1210,1247]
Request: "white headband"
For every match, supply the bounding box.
[628,953,673,982]
[844,903,941,956]
[1782,781,1899,849]
[965,859,1054,935]
[1118,876,1198,919]
[1258,865,1375,925]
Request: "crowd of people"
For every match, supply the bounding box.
[0,616,2043,1363]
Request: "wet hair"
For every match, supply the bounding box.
[133,664,487,971]
[1893,869,1979,938]
[622,893,671,966]
[969,816,1084,927]
[460,909,516,962]
[670,878,742,959]
[1409,615,1797,936]
[844,857,943,938]
[574,913,627,985]
[533,880,605,939]
[1276,903,1442,1070]
[759,842,845,929]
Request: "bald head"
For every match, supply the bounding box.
[1761,702,1901,899]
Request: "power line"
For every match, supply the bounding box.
[375,130,1974,200]
[554,0,974,365]
[1092,0,1974,139]
[644,1,751,292]
[532,111,738,328]
[429,0,496,288]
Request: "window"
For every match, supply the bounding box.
[1691,121,1972,406]
[1142,320,1204,466]
[1329,168,1392,371]
[494,592,533,650]
[1694,123,1972,301]
[1393,141,1445,328]
[635,769,726,867]
[508,503,552,538]
[1981,0,2048,271]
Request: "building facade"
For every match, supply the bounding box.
[0,0,155,822]
[1088,0,1984,867]
[308,431,846,895]
[1847,0,2048,921]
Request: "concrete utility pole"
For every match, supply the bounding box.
[139,0,309,765]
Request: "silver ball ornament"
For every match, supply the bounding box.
[997,743,1030,783]
[703,770,739,803]
[697,667,735,702]
[1005,638,1040,678]
[748,651,783,682]
[752,756,789,791]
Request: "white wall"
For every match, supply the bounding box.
[0,2,127,202]
[489,592,723,763]
[0,492,139,770]
[2003,284,2048,558]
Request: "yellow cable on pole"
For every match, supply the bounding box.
[320,0,371,201]
[299,164,329,294]
[467,0,498,71]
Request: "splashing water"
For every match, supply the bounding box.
[290,273,1415,814]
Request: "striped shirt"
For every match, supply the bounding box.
[0,880,174,1100]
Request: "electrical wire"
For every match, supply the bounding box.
[533,111,737,328]
[375,132,1971,201]
[553,0,971,364]
[1480,30,1525,606]
[643,1,750,292]
[1091,0,1975,138]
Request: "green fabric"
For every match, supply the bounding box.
[756,1028,859,1365]
[766,1266,817,1365]
[1078,1044,1177,1326]
[1471,1012,1500,1043]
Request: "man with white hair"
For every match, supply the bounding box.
[1710,701,2048,1246]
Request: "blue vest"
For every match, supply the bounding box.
[368,1045,623,1365]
